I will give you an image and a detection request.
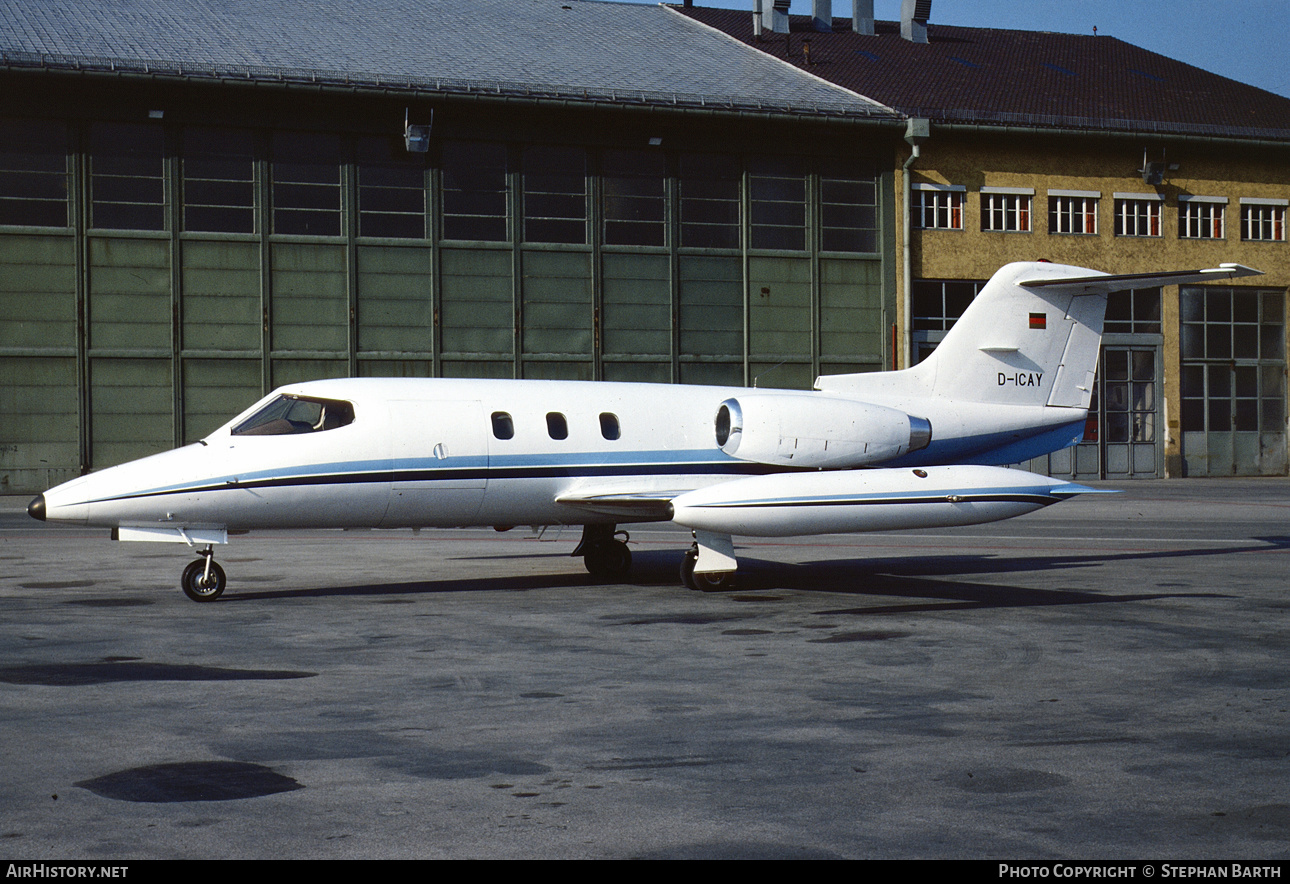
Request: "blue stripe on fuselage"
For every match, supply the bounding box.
[887,418,1086,467]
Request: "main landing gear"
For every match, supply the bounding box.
[573,524,738,591]
[679,544,735,592]
[679,528,739,592]
[572,524,633,580]
[181,545,226,602]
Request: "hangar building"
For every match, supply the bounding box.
[0,0,901,493]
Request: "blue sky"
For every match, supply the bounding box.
[644,1,1290,99]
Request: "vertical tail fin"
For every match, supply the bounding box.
[817,262,1262,405]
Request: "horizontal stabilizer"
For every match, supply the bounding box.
[1018,263,1262,295]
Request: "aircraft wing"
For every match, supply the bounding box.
[554,489,679,521]
[1018,263,1262,295]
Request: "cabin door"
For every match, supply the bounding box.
[383,400,488,527]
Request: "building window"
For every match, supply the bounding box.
[271,133,341,237]
[1104,288,1161,335]
[0,118,69,228]
[981,188,1032,232]
[442,141,508,242]
[749,157,806,251]
[1240,200,1286,242]
[91,123,165,231]
[1113,195,1162,237]
[679,153,739,249]
[1049,191,1098,235]
[912,184,963,230]
[912,279,983,331]
[911,278,986,363]
[819,160,878,252]
[602,150,664,247]
[182,128,255,234]
[357,137,425,239]
[523,146,586,245]
[1179,197,1226,240]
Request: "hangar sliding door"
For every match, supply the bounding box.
[1180,286,1287,476]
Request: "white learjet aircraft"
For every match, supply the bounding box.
[29,261,1261,601]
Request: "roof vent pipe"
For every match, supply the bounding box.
[752,0,763,37]
[901,0,931,43]
[812,0,832,32]
[852,0,874,35]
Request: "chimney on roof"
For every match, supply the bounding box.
[851,0,874,35]
[762,0,790,34]
[812,0,832,32]
[901,0,931,43]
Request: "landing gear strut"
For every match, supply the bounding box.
[181,545,226,602]
[573,524,633,581]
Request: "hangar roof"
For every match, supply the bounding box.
[0,0,895,119]
[677,6,1290,142]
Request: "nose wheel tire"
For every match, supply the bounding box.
[181,558,226,602]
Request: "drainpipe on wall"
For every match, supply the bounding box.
[902,118,930,369]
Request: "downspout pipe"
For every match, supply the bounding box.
[902,118,929,369]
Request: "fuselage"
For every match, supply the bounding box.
[34,376,1084,533]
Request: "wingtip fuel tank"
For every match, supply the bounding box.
[671,464,1091,537]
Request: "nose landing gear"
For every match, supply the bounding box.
[181,546,226,602]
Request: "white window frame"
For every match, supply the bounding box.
[912,183,964,230]
[1239,198,1287,242]
[1049,189,1099,235]
[981,186,1033,233]
[1113,192,1163,238]
[1179,195,1227,240]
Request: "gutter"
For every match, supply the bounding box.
[902,119,929,371]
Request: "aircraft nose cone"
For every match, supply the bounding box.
[28,494,46,522]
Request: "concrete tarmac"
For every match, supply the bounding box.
[0,480,1287,859]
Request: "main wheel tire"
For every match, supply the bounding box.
[181,558,226,602]
[680,548,734,592]
[679,548,699,591]
[584,540,632,580]
[693,569,735,592]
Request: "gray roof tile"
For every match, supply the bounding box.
[0,0,897,118]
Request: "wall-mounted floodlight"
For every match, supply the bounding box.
[404,108,432,153]
[1139,148,1169,186]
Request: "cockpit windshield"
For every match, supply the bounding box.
[231,395,355,436]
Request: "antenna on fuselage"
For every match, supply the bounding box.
[753,360,788,388]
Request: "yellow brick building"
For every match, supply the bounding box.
[685,4,1289,478]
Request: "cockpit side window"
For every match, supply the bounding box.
[231,395,355,436]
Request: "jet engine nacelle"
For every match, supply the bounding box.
[715,394,931,468]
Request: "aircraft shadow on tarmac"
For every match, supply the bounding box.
[216,535,1290,612]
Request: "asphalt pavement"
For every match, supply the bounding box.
[0,479,1287,859]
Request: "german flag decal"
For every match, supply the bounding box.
[1029,312,1046,329]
